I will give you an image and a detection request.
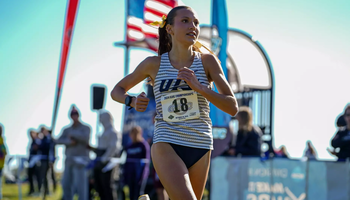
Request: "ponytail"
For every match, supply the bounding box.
[158,25,172,56]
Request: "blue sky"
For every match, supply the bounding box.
[0,0,349,171]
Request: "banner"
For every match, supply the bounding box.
[211,157,350,200]
[51,0,80,133]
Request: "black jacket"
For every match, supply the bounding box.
[331,127,350,159]
[235,125,263,157]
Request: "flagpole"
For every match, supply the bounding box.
[124,46,130,76]
[124,0,130,76]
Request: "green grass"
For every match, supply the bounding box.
[2,182,63,200]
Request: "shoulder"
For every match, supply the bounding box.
[142,140,150,148]
[252,125,263,134]
[62,126,71,132]
[200,53,223,81]
[81,123,91,131]
[107,129,118,138]
[201,53,220,67]
[134,56,161,78]
[141,56,161,69]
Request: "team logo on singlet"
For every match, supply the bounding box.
[159,78,206,93]
[159,79,192,92]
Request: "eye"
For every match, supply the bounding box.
[182,19,188,23]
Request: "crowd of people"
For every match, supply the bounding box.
[0,102,346,200]
[221,104,350,163]
[19,104,172,200]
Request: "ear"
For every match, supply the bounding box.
[166,24,173,35]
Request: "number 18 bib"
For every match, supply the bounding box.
[161,90,200,122]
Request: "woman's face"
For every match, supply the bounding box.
[170,8,200,46]
[30,131,37,139]
[129,132,138,143]
[345,108,350,126]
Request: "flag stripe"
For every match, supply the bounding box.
[126,0,177,52]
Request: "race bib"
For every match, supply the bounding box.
[161,91,200,122]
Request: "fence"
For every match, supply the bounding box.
[210,156,350,200]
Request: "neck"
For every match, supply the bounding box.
[135,137,143,143]
[169,43,194,67]
[73,121,80,127]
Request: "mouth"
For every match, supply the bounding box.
[186,32,197,38]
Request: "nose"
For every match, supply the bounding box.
[189,22,196,30]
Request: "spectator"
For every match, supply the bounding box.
[27,129,42,196]
[0,124,8,199]
[48,130,57,193]
[327,113,348,157]
[226,106,262,157]
[55,105,91,200]
[150,114,169,200]
[336,114,346,128]
[331,104,350,161]
[275,145,289,159]
[89,111,122,200]
[152,167,169,200]
[123,126,150,200]
[303,140,317,160]
[38,126,55,196]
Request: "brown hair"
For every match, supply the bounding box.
[130,126,142,135]
[236,106,253,132]
[0,124,3,136]
[158,6,193,56]
[344,104,350,115]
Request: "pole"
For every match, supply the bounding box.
[96,110,101,147]
[16,156,22,200]
[305,159,309,200]
[124,46,130,76]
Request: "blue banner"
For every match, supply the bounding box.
[209,0,231,128]
[210,157,348,200]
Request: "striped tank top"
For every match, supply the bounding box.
[152,52,213,150]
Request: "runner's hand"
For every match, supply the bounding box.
[133,92,149,112]
[177,67,201,91]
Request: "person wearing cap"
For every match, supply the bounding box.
[55,105,91,200]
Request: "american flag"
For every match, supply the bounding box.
[126,0,178,52]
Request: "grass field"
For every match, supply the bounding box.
[2,182,63,200]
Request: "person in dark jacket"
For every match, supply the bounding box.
[27,129,41,196]
[226,106,262,157]
[38,126,54,196]
[331,104,350,161]
[123,126,150,200]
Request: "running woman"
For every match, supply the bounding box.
[111,6,238,200]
